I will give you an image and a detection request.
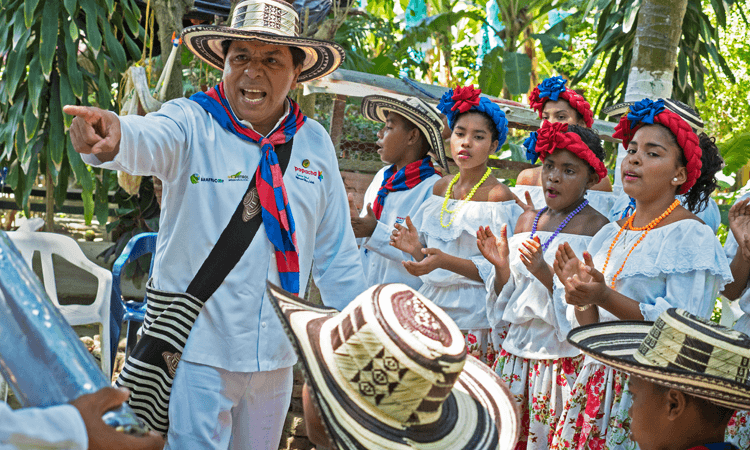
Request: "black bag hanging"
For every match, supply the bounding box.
[115,139,294,433]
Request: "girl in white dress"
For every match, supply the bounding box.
[550,98,732,450]
[513,76,615,215]
[719,193,750,449]
[391,85,522,366]
[477,120,610,449]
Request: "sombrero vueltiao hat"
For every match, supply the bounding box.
[361,95,449,173]
[266,282,520,450]
[603,99,704,133]
[568,308,750,410]
[181,0,344,82]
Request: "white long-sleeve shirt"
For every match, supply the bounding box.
[358,166,440,290]
[83,98,366,372]
[0,403,86,450]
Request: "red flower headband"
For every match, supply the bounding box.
[535,121,607,182]
[528,77,594,128]
[612,100,702,195]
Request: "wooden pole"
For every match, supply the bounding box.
[329,94,347,155]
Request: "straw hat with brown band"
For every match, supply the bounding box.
[361,95,449,173]
[266,282,521,450]
[568,308,750,411]
[181,0,344,82]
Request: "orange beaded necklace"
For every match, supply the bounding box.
[601,199,680,289]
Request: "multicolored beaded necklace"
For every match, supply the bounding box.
[440,167,492,228]
[601,199,680,289]
[530,199,589,252]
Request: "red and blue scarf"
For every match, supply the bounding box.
[191,83,305,295]
[372,156,439,220]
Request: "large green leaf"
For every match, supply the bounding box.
[3,28,29,103]
[64,31,84,99]
[24,0,40,28]
[63,0,78,17]
[502,52,531,97]
[720,133,750,176]
[54,151,71,208]
[2,100,24,159]
[40,0,59,78]
[67,138,94,191]
[81,0,102,52]
[478,46,504,98]
[23,100,40,142]
[48,74,65,170]
[102,22,127,72]
[27,54,44,116]
[59,73,77,128]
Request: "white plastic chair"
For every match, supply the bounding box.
[6,231,113,376]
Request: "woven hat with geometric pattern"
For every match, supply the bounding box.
[181,0,344,82]
[568,308,750,410]
[266,282,520,450]
[361,95,448,172]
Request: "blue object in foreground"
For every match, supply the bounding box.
[0,230,148,435]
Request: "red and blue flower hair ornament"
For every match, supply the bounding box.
[438,85,509,150]
[612,98,702,194]
[528,76,594,128]
[534,120,608,183]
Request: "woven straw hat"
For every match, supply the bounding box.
[568,308,750,410]
[361,95,448,172]
[266,282,520,450]
[602,99,704,133]
[181,0,344,82]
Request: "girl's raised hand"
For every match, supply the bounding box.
[729,198,750,262]
[391,216,423,260]
[476,224,509,269]
[553,246,607,308]
[514,190,536,214]
[519,235,546,275]
[402,248,444,276]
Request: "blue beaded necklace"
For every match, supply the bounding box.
[530,199,589,252]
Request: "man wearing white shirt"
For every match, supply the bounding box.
[63,0,365,448]
[0,388,163,450]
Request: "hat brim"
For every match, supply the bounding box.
[266,282,520,450]
[181,25,344,83]
[601,102,634,118]
[568,321,750,410]
[361,95,449,173]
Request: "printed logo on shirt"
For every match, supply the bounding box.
[227,171,250,182]
[189,173,224,184]
[294,165,323,184]
[395,216,406,225]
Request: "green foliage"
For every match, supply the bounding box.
[0,0,145,222]
[502,52,533,96]
[720,133,750,177]
[567,0,743,110]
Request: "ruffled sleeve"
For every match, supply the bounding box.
[592,220,733,321]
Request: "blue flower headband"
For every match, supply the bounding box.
[437,85,509,150]
[523,132,539,164]
[626,98,665,129]
[536,75,567,102]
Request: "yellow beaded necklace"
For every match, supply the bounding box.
[601,199,680,289]
[440,167,492,228]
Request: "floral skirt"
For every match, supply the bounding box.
[550,361,627,450]
[495,349,584,450]
[463,329,497,367]
[727,410,750,449]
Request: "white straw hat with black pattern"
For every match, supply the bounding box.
[361,95,449,172]
[181,0,344,82]
[266,282,520,450]
[602,99,704,133]
[568,308,750,410]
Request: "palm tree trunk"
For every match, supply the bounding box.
[624,0,688,101]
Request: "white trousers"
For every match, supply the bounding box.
[165,360,293,450]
